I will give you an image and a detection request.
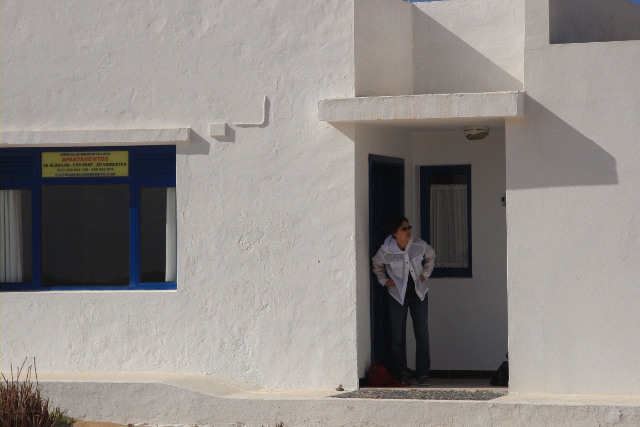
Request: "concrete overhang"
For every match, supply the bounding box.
[319,91,525,131]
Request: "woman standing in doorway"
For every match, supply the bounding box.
[372,215,435,386]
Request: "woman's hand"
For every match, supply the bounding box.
[384,278,396,287]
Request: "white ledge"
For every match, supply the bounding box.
[318,91,525,123]
[0,128,192,147]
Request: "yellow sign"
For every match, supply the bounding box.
[42,151,129,178]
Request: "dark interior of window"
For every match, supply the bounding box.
[41,184,130,286]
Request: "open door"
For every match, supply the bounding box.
[368,154,404,371]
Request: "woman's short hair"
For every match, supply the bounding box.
[387,215,409,235]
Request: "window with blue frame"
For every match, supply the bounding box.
[420,165,471,278]
[0,145,177,290]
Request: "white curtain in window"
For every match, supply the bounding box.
[165,187,177,282]
[430,184,468,268]
[0,190,24,282]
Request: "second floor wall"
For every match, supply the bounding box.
[354,0,525,96]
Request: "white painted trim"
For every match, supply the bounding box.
[318,91,525,123]
[209,123,227,137]
[0,128,192,147]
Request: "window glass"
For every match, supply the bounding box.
[140,187,177,283]
[430,182,468,269]
[41,184,130,286]
[420,165,472,278]
[0,189,32,283]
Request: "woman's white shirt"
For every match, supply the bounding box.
[372,235,436,305]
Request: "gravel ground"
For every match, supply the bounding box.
[331,388,507,401]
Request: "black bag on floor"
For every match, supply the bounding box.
[490,359,509,386]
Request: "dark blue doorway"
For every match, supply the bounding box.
[369,154,404,371]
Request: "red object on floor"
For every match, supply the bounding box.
[365,361,409,387]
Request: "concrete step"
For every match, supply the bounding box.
[34,372,640,426]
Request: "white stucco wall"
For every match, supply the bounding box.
[507,0,640,394]
[411,0,524,94]
[1,0,360,390]
[5,0,639,397]
[354,0,524,96]
[354,0,413,96]
[550,0,640,44]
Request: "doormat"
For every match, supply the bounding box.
[331,389,507,401]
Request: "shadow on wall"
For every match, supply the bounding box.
[507,96,618,190]
[177,131,215,155]
[550,0,640,44]
[178,98,271,154]
[412,9,522,94]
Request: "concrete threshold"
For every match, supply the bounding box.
[32,372,640,427]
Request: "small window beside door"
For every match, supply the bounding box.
[420,165,471,278]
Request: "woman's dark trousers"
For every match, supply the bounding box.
[388,281,430,380]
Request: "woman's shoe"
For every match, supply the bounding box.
[417,376,430,386]
[399,370,412,385]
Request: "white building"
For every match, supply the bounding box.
[1,0,640,399]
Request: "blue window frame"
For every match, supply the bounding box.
[0,145,176,291]
[420,165,472,278]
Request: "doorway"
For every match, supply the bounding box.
[368,154,404,369]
